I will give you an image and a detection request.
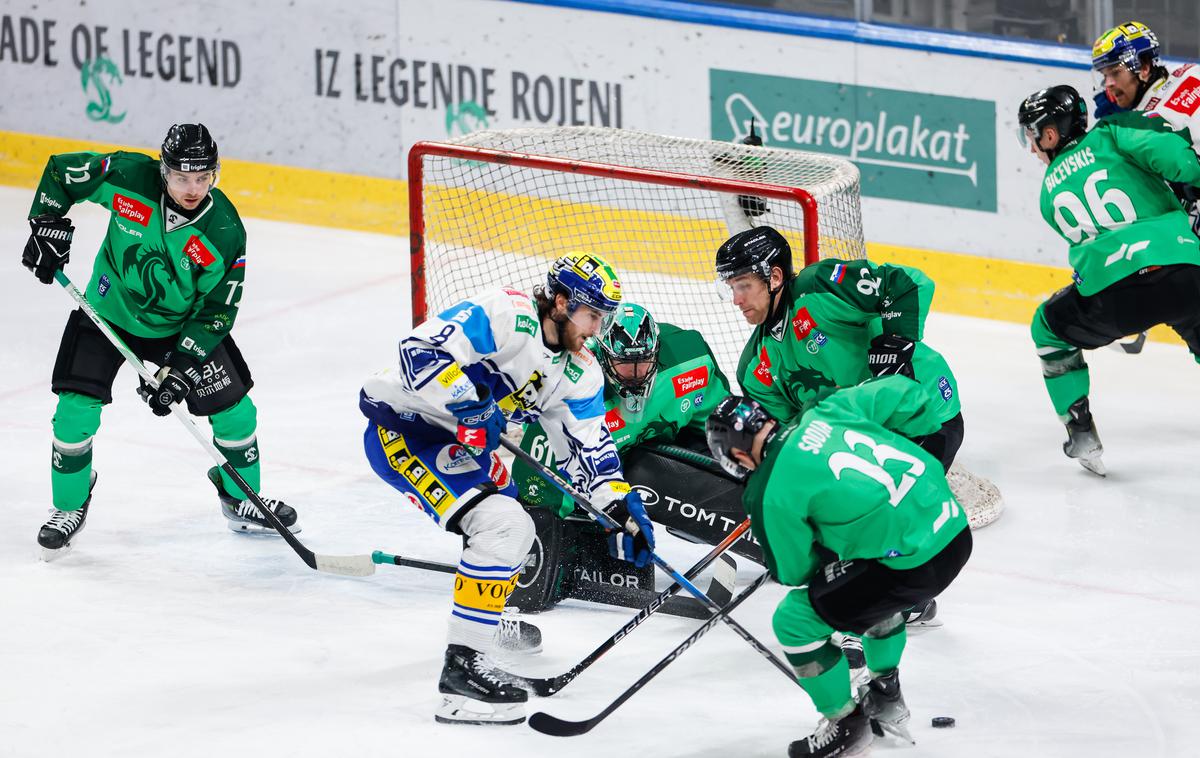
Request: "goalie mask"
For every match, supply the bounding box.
[706,394,777,481]
[596,303,660,414]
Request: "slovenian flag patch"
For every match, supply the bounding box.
[232,257,246,269]
[100,157,112,175]
[830,263,847,283]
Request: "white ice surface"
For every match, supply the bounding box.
[2,185,1199,758]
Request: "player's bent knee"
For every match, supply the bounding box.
[52,391,103,441]
[459,493,535,567]
[772,588,834,648]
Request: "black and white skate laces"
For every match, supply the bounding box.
[42,508,85,537]
[805,718,842,751]
[229,498,281,521]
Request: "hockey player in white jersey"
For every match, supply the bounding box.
[1092,21,1200,231]
[359,252,655,726]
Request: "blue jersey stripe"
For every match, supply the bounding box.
[437,301,498,355]
[564,387,605,419]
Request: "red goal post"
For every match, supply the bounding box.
[407,127,865,377]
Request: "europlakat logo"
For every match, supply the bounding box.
[710,69,997,212]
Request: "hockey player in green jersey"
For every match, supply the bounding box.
[1019,84,1200,475]
[22,123,298,559]
[514,301,731,517]
[716,226,964,470]
[706,376,972,757]
[509,302,740,612]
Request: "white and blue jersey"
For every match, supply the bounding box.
[360,287,629,527]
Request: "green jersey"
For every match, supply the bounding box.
[1038,112,1200,295]
[741,375,968,587]
[736,259,960,427]
[515,322,731,517]
[29,151,247,366]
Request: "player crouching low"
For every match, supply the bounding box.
[706,376,972,757]
[359,253,654,725]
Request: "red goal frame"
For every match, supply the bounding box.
[407,140,821,327]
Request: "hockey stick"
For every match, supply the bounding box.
[517,519,750,696]
[371,550,457,575]
[494,434,800,689]
[54,270,376,577]
[528,569,773,736]
[370,548,736,622]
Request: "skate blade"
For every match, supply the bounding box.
[225,519,302,535]
[905,617,944,631]
[1076,456,1107,477]
[870,717,915,745]
[38,543,73,562]
[495,642,543,656]
[434,695,525,725]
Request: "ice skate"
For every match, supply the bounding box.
[207,467,300,534]
[788,703,872,757]
[904,598,942,629]
[1062,399,1105,477]
[862,669,914,744]
[37,471,97,562]
[435,643,528,725]
[495,608,543,655]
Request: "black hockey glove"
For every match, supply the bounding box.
[867,334,916,379]
[603,491,655,568]
[22,214,74,285]
[138,358,202,417]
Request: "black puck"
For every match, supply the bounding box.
[931,716,955,728]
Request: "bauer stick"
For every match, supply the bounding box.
[491,433,800,689]
[529,569,773,736]
[54,270,376,577]
[514,518,749,696]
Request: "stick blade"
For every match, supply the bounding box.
[525,675,567,697]
[315,553,377,576]
[528,710,599,737]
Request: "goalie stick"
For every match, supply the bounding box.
[54,271,376,577]
[514,519,749,696]
[370,549,738,624]
[528,569,773,736]
[493,434,801,689]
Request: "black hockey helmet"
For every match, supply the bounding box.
[715,226,794,284]
[1017,86,1088,160]
[161,123,219,173]
[706,394,777,481]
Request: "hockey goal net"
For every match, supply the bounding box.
[408,126,865,379]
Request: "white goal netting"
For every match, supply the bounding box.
[410,126,865,378]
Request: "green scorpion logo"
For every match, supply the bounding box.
[121,243,177,318]
[81,57,126,124]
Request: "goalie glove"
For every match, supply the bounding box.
[867,334,916,379]
[22,214,74,285]
[603,491,655,568]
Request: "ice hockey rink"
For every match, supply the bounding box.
[2,183,1199,758]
